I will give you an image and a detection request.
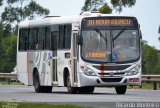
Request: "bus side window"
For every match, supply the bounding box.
[45,27,51,50]
[34,28,38,50]
[64,24,72,49]
[29,28,37,50]
[42,27,46,50]
[24,29,29,50]
[19,29,28,51]
[38,28,43,50]
[19,29,24,51]
[51,31,59,51]
[59,25,64,49]
[58,24,72,49]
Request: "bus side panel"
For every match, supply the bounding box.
[57,50,71,86]
[32,51,52,86]
[17,52,29,85]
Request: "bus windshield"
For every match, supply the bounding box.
[81,29,140,63]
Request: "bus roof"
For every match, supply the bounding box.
[18,12,138,28]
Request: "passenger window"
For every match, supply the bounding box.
[45,27,51,50]
[38,28,43,50]
[59,25,64,49]
[51,31,59,51]
[29,28,37,50]
[64,25,72,49]
[58,24,72,49]
[19,29,28,51]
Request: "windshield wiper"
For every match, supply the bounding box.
[112,28,127,41]
[94,28,106,41]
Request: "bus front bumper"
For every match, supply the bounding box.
[79,72,141,87]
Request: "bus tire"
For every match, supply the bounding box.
[66,74,77,94]
[33,70,52,93]
[33,71,42,93]
[115,86,127,94]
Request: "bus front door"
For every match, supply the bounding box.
[51,31,58,85]
[71,31,78,86]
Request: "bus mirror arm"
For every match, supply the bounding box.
[140,30,142,39]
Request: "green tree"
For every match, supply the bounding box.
[99,3,112,14]
[142,40,160,74]
[82,0,105,12]
[111,0,136,12]
[82,0,136,13]
[0,20,16,72]
[1,0,50,32]
[0,35,17,72]
[0,0,2,6]
[0,22,4,60]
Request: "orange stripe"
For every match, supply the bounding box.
[26,51,29,85]
[100,64,104,77]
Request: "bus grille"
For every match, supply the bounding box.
[93,65,131,71]
[98,72,125,76]
[101,78,122,83]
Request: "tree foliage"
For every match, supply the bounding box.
[24,1,50,20]
[142,40,160,74]
[0,0,2,6]
[99,3,112,14]
[81,0,136,13]
[0,35,17,72]
[0,21,17,72]
[82,0,105,11]
[0,0,50,72]
[1,0,50,32]
[111,0,136,12]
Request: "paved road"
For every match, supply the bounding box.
[0,85,160,108]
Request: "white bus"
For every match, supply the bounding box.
[17,12,142,94]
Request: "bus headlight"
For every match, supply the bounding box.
[83,67,96,76]
[127,66,139,76]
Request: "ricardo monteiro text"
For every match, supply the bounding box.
[116,102,136,108]
[116,102,160,108]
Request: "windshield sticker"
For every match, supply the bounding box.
[132,32,136,35]
[85,52,107,58]
[117,55,125,61]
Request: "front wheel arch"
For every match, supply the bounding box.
[33,68,52,93]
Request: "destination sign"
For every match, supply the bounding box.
[81,17,138,29]
[87,19,131,26]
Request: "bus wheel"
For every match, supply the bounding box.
[66,74,77,94]
[33,71,42,93]
[33,71,52,93]
[115,86,127,94]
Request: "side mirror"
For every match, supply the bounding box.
[77,34,83,45]
[140,30,142,39]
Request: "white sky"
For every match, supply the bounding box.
[36,0,160,49]
[1,0,160,49]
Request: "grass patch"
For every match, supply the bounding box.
[0,102,90,108]
[0,81,23,85]
[128,82,160,90]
